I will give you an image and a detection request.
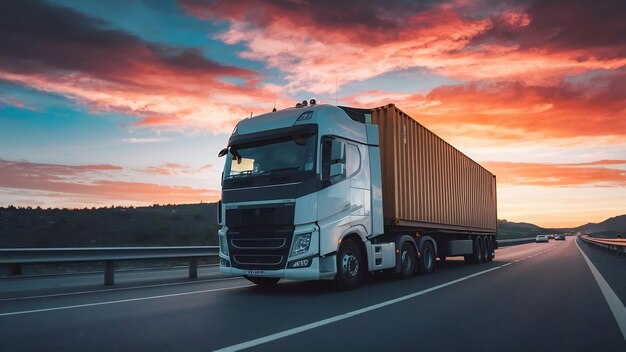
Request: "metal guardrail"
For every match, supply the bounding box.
[579,236,626,255]
[496,237,537,247]
[0,246,219,285]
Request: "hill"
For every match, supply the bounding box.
[0,203,219,248]
[574,214,626,234]
[497,219,549,238]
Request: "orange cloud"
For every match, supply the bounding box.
[482,160,626,187]
[343,74,626,142]
[0,159,219,206]
[139,163,196,176]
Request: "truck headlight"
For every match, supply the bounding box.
[219,236,229,256]
[291,233,312,256]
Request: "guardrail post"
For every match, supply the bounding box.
[189,257,198,279]
[10,264,22,276]
[104,260,114,285]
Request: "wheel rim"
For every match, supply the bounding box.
[342,251,359,279]
[401,250,412,272]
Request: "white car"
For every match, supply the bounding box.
[535,235,549,243]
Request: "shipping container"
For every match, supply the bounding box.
[370,104,497,234]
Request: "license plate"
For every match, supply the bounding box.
[245,270,266,276]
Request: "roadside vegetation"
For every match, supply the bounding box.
[0,203,219,248]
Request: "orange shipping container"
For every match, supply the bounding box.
[370,104,497,234]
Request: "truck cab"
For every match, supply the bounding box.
[218,103,389,288]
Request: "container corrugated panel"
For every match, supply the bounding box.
[370,104,497,233]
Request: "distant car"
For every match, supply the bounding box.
[555,234,565,240]
[536,235,549,243]
[548,234,555,239]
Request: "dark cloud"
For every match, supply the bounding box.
[183,0,626,58]
[471,0,626,58]
[180,0,443,44]
[0,0,256,86]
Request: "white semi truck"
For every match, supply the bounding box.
[218,102,497,289]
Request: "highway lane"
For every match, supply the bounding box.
[1,239,624,352]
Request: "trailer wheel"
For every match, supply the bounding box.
[480,236,488,263]
[466,236,482,264]
[418,241,435,275]
[336,239,364,290]
[486,237,494,262]
[245,277,280,286]
[398,242,417,279]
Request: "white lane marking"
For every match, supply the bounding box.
[0,277,243,302]
[0,284,253,317]
[575,238,626,340]
[215,263,514,352]
[514,260,520,263]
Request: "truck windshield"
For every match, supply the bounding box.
[224,134,316,180]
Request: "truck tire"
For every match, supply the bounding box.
[486,236,494,262]
[336,239,364,290]
[480,236,488,263]
[245,277,280,286]
[398,242,417,279]
[466,236,482,264]
[418,241,435,275]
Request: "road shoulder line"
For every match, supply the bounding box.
[576,238,626,340]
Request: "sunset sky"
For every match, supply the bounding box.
[1,0,625,227]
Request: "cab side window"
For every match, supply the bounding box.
[346,144,360,177]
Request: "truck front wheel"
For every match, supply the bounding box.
[336,239,364,290]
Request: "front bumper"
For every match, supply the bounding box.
[220,255,337,281]
[221,256,318,280]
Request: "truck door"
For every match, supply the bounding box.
[317,138,351,255]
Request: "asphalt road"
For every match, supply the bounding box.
[1,238,624,352]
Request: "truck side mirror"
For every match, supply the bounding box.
[330,163,345,177]
[218,147,229,157]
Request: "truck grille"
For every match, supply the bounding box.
[231,238,286,249]
[225,203,295,271]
